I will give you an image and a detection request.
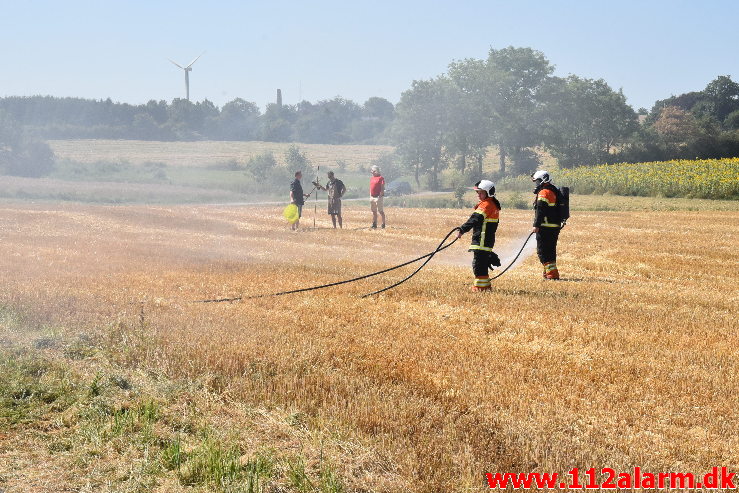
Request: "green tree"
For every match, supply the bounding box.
[293,97,361,144]
[362,97,395,120]
[144,99,169,124]
[166,98,198,139]
[0,109,21,148]
[215,98,261,140]
[446,58,492,177]
[131,113,163,140]
[0,110,55,177]
[284,145,312,175]
[245,152,277,180]
[259,103,295,142]
[392,78,449,190]
[490,47,553,175]
[702,75,739,123]
[351,98,395,143]
[542,75,638,167]
[350,117,386,143]
[724,109,739,130]
[446,47,554,175]
[648,76,739,129]
[369,152,402,183]
[479,47,553,174]
[441,69,490,175]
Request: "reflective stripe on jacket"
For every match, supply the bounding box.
[460,197,500,252]
[533,184,561,228]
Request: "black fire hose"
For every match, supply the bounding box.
[193,229,533,303]
[489,231,535,280]
[360,227,461,297]
[194,227,462,303]
[362,230,534,296]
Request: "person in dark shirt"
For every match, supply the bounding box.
[314,171,346,228]
[290,170,309,231]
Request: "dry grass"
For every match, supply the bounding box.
[48,140,556,175]
[0,325,361,492]
[48,140,395,169]
[0,175,247,204]
[1,201,737,491]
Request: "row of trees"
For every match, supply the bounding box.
[0,95,396,144]
[2,46,738,182]
[393,47,739,188]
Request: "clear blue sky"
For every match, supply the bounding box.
[1,0,737,112]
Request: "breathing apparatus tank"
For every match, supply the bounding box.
[559,186,570,226]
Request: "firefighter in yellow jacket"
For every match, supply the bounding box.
[456,180,501,291]
[531,170,563,279]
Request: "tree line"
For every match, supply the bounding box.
[393,47,739,188]
[1,45,738,181]
[0,95,395,145]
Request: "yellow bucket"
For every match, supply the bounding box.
[283,204,299,224]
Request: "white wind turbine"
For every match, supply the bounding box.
[168,52,205,101]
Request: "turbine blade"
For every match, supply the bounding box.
[186,51,205,68]
[168,58,184,69]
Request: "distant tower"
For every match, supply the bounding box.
[276,89,282,108]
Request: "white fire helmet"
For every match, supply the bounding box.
[472,180,496,195]
[531,170,551,185]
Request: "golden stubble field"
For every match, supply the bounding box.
[47,139,558,173]
[1,200,737,491]
[48,140,395,169]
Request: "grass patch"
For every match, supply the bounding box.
[0,350,75,427]
[178,434,245,486]
[0,321,359,492]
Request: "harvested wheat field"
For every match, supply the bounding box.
[49,140,395,169]
[1,201,737,492]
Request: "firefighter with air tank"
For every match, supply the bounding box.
[531,170,568,280]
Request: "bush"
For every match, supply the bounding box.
[384,195,473,209]
[507,192,530,209]
[1,139,56,177]
[245,152,277,180]
[510,148,541,176]
[369,152,402,182]
[284,145,312,176]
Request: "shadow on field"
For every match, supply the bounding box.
[348,226,409,231]
[495,288,581,298]
[291,226,408,232]
[556,277,625,284]
[291,227,334,232]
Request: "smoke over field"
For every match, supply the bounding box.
[1,202,737,491]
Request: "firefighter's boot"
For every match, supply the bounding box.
[544,262,560,280]
[471,276,492,292]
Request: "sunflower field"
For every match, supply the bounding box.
[556,157,739,199]
[499,157,739,199]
